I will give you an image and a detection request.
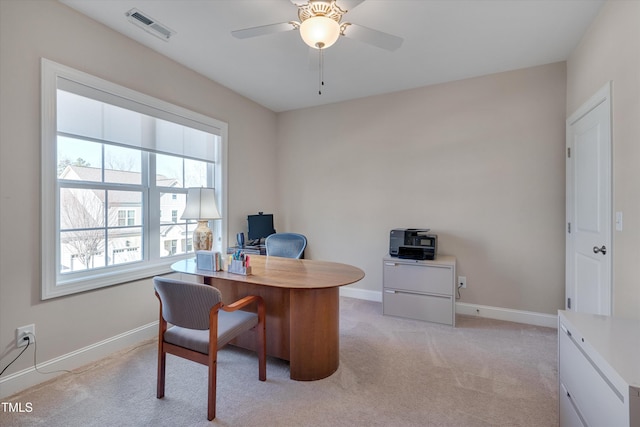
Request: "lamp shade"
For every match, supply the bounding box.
[180,187,221,220]
[300,16,340,49]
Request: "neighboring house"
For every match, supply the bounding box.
[58,165,191,272]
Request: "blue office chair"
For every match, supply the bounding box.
[265,233,307,259]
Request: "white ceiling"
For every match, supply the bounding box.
[59,0,604,112]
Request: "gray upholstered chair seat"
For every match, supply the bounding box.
[164,310,258,354]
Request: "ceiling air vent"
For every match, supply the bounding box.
[125,8,175,41]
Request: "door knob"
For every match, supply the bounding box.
[593,245,607,255]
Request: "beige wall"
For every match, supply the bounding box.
[567,0,640,319]
[0,0,277,379]
[276,62,567,315]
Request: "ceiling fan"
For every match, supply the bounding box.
[231,0,403,52]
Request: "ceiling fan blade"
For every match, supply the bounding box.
[231,22,296,39]
[336,0,366,11]
[342,23,403,51]
[290,0,365,11]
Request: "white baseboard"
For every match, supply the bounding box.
[340,286,382,302]
[0,321,157,400]
[455,302,557,328]
[341,289,557,329]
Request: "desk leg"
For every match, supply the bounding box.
[289,287,339,381]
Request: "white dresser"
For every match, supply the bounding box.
[382,255,456,326]
[558,310,640,426]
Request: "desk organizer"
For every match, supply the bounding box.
[228,259,252,275]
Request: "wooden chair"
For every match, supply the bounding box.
[153,277,266,420]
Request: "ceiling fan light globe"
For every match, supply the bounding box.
[300,16,340,49]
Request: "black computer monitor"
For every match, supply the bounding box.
[247,213,275,241]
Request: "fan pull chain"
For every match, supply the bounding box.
[317,42,325,95]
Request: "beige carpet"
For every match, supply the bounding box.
[2,297,558,426]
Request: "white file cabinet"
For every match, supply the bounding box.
[558,310,640,426]
[382,255,456,326]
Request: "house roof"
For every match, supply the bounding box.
[61,165,179,204]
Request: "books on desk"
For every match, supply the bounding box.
[196,251,224,271]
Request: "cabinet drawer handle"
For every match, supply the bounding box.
[385,261,452,270]
[386,289,451,299]
[421,293,452,300]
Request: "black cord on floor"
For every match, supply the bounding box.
[0,341,31,376]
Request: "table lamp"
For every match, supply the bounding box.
[180,187,221,251]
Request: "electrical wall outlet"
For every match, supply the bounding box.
[458,276,467,289]
[16,324,35,348]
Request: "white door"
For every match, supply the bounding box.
[566,82,612,315]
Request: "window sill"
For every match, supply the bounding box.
[43,255,191,300]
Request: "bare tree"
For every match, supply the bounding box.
[60,188,107,269]
[105,153,136,172]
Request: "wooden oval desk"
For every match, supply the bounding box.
[171,255,364,381]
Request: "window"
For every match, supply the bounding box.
[41,59,228,299]
[164,239,178,256]
[118,210,136,226]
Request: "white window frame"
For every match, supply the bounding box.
[41,58,228,299]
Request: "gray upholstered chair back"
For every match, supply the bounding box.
[265,233,307,259]
[154,277,222,330]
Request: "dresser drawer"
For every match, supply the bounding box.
[559,382,586,427]
[383,289,453,325]
[559,322,626,427]
[383,261,453,295]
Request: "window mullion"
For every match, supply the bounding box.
[103,190,109,268]
[145,151,157,261]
